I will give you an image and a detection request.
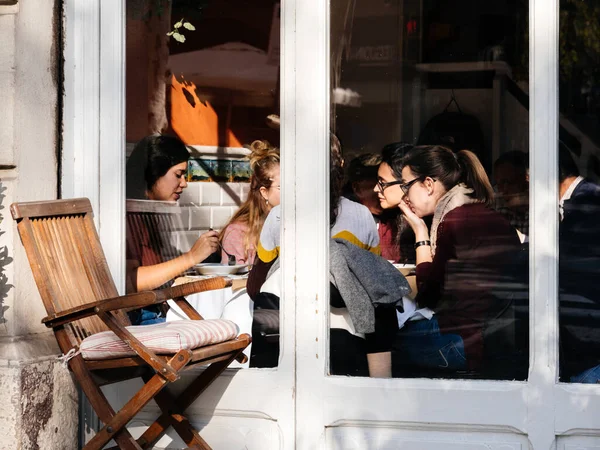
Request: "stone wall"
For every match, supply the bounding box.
[0,1,79,448]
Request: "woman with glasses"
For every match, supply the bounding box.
[376,145,520,375]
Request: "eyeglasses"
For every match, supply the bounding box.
[377,176,426,195]
[399,177,426,195]
[376,179,404,192]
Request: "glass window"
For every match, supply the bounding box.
[558,0,600,384]
[329,0,529,380]
[124,0,281,368]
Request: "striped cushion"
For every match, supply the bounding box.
[80,319,239,360]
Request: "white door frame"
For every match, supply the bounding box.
[62,0,126,292]
[63,2,125,443]
[62,1,296,448]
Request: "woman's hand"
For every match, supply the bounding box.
[398,198,432,264]
[398,198,429,241]
[187,230,219,264]
[135,230,220,292]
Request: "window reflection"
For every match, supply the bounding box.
[559,0,600,383]
[330,0,530,379]
[125,1,281,367]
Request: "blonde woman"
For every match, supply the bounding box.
[219,140,281,265]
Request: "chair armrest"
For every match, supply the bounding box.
[42,291,158,328]
[156,277,233,300]
[42,277,232,328]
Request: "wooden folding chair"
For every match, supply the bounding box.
[11,198,251,450]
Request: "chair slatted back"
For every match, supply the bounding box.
[11,198,130,346]
[126,199,183,267]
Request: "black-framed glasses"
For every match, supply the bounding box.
[399,177,426,195]
[376,179,404,192]
[377,176,426,195]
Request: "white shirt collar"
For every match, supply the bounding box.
[559,176,584,220]
[560,176,584,204]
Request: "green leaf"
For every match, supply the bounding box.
[183,22,196,31]
[172,32,186,43]
[174,20,183,29]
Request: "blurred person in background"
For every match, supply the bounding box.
[558,145,600,383]
[493,150,529,242]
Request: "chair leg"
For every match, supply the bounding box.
[67,355,143,450]
[137,350,242,449]
[139,380,213,450]
[85,351,191,450]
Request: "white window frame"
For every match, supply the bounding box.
[62,0,125,292]
[63,1,125,443]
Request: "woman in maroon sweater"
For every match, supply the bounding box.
[376,145,520,372]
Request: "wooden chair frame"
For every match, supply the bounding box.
[11,198,251,450]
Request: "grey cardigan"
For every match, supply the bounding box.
[330,238,410,333]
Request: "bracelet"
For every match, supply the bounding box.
[414,240,431,249]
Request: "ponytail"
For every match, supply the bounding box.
[456,149,494,206]
[398,145,494,207]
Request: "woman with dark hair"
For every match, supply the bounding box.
[341,152,403,263]
[127,135,191,201]
[126,135,219,324]
[379,142,420,263]
[376,145,520,373]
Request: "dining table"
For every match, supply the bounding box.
[394,264,418,300]
[167,273,252,368]
[164,264,420,366]
[393,263,435,328]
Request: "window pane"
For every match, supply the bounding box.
[329,0,529,380]
[125,0,281,368]
[558,0,600,384]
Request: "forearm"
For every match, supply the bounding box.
[247,258,273,299]
[135,252,195,291]
[414,227,433,265]
[415,225,454,309]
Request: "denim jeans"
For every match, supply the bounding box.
[393,317,467,371]
[570,364,600,384]
[129,308,166,326]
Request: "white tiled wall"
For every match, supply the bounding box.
[175,182,247,251]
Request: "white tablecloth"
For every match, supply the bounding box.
[166,276,253,368]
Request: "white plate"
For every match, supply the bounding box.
[194,263,248,276]
[393,263,416,275]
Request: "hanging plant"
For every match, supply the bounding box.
[167,18,196,43]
